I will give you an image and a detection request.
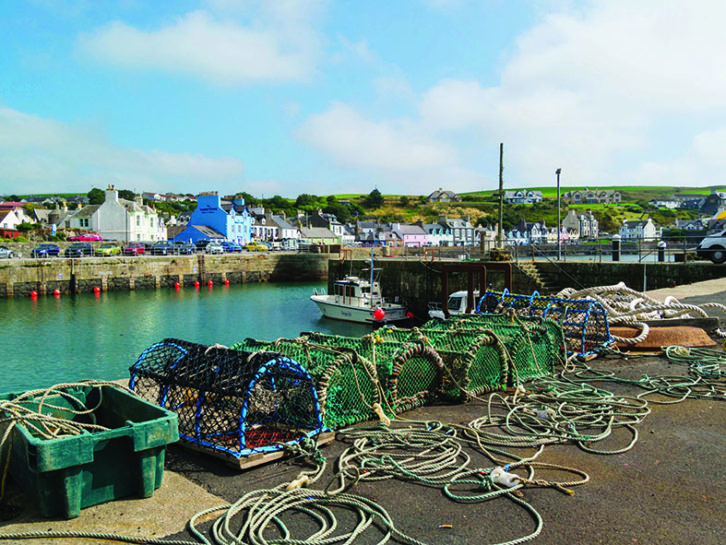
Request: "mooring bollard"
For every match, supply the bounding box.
[658,241,666,262]
[611,234,621,262]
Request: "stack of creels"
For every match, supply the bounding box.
[379,326,510,401]
[129,338,324,460]
[478,289,612,357]
[299,332,445,416]
[230,337,383,430]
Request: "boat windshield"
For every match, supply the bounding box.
[448,296,465,311]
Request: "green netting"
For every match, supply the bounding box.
[301,332,445,415]
[377,327,508,401]
[419,314,565,385]
[230,337,382,430]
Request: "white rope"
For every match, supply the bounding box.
[556,282,726,343]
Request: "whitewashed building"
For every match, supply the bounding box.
[69,185,166,241]
[619,218,659,241]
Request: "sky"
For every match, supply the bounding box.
[1,0,725,198]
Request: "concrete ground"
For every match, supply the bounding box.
[1,280,725,544]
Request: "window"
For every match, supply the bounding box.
[136,216,140,226]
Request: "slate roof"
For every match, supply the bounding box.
[73,205,101,218]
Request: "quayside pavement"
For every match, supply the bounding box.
[0,279,725,545]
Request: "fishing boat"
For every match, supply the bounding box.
[310,250,410,325]
[428,290,480,319]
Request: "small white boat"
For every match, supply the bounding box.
[428,290,480,319]
[311,251,409,325]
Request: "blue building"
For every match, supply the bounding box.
[173,191,252,244]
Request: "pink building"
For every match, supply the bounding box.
[392,224,429,247]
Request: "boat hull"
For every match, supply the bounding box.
[311,295,408,324]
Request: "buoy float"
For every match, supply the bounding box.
[174,282,180,289]
[53,289,61,297]
[373,308,385,321]
[93,286,100,295]
[207,280,213,287]
[194,281,200,289]
[223,279,229,286]
[30,290,37,298]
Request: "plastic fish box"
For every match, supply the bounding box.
[0,384,178,519]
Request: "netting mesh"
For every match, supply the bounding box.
[129,339,323,459]
[230,337,382,430]
[300,332,445,415]
[379,327,508,400]
[478,290,612,357]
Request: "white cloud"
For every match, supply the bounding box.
[78,7,321,85]
[297,102,457,171]
[0,106,244,194]
[314,0,726,190]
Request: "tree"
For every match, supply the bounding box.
[323,202,351,224]
[295,194,320,208]
[236,192,258,206]
[363,189,384,209]
[399,196,410,207]
[119,189,136,201]
[87,188,105,205]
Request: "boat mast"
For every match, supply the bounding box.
[370,247,374,308]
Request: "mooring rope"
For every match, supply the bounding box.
[557,282,726,340]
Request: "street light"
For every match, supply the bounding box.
[555,168,562,260]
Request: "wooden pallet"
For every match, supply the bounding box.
[177,431,337,471]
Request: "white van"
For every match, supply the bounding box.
[696,230,726,264]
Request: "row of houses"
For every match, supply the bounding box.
[649,191,726,215]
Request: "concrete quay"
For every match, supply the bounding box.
[0,281,725,545]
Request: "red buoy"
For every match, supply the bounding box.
[223,279,229,286]
[53,289,61,297]
[93,286,100,294]
[207,280,213,287]
[174,282,180,289]
[194,281,200,289]
[373,308,385,321]
[30,290,37,298]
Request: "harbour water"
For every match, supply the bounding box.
[1,281,369,393]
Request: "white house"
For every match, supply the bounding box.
[619,218,659,241]
[70,185,166,241]
[0,208,32,230]
[504,190,543,204]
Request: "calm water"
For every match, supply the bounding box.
[1,282,369,393]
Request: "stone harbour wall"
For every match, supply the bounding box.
[0,253,329,297]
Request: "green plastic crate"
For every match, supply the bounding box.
[0,384,178,519]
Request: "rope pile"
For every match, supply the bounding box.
[557,282,726,345]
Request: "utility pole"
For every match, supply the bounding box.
[556,168,562,260]
[497,143,504,248]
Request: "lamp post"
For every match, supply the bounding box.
[555,168,562,260]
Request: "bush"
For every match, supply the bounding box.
[13,236,28,242]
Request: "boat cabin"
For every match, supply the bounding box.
[332,276,382,307]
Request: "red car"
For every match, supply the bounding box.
[67,232,103,241]
[123,242,146,256]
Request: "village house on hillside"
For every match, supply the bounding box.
[426,188,462,203]
[504,190,543,204]
[562,189,621,204]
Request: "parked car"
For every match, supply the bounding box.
[123,242,146,256]
[64,242,94,258]
[67,232,103,241]
[0,246,15,258]
[172,241,196,255]
[31,243,60,258]
[696,230,726,264]
[95,243,121,257]
[205,243,225,254]
[222,241,242,253]
[150,241,177,256]
[245,241,269,252]
[195,239,212,251]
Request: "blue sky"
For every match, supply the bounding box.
[1,0,725,198]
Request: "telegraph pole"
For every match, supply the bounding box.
[497,143,504,247]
